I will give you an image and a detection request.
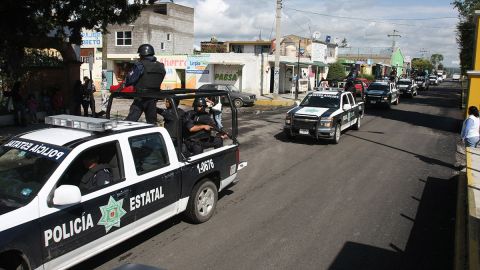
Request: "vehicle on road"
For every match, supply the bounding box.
[364,81,400,108]
[0,89,247,270]
[452,73,461,81]
[428,75,438,86]
[414,76,429,90]
[397,79,418,97]
[284,90,364,144]
[198,84,256,108]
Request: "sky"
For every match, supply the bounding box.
[175,0,460,67]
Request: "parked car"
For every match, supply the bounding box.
[345,79,368,100]
[428,75,438,86]
[198,84,256,108]
[452,73,461,81]
[364,81,400,109]
[397,79,418,97]
[284,90,364,144]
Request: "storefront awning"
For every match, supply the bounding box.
[209,61,245,65]
[312,61,327,67]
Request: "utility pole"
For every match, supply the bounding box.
[295,39,301,100]
[387,29,401,50]
[273,0,282,95]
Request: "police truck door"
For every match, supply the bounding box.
[39,141,135,269]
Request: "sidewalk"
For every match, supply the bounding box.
[255,92,307,107]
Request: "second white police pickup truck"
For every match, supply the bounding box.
[284,90,364,144]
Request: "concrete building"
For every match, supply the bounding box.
[103,2,194,86]
[338,47,405,78]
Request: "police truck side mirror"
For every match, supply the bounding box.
[52,185,82,206]
[343,104,352,111]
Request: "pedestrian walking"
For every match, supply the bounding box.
[98,73,110,117]
[11,82,27,126]
[461,106,480,147]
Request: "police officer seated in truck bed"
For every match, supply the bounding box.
[183,97,224,155]
[157,98,185,145]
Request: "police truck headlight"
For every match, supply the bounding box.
[383,96,388,100]
[285,114,292,125]
[320,118,333,127]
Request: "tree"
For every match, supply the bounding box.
[430,54,444,69]
[412,58,433,73]
[339,38,348,48]
[438,63,445,70]
[0,0,153,80]
[326,62,347,82]
[452,0,480,74]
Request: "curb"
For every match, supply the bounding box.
[255,99,295,107]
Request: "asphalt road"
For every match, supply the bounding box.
[77,81,463,270]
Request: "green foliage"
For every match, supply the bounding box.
[438,63,445,70]
[412,58,434,73]
[327,62,347,82]
[452,0,480,74]
[430,54,444,69]
[0,0,152,81]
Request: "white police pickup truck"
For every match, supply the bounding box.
[284,90,364,144]
[0,91,246,269]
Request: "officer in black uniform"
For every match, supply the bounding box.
[183,98,224,155]
[79,152,113,192]
[157,98,185,145]
[125,44,166,124]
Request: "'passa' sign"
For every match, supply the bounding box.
[3,139,70,162]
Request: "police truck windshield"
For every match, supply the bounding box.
[300,94,340,108]
[0,144,64,208]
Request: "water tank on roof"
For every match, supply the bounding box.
[285,44,296,57]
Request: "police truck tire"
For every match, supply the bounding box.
[233,99,243,108]
[332,124,341,144]
[185,179,218,224]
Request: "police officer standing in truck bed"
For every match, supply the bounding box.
[125,44,166,124]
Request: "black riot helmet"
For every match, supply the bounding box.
[137,44,155,57]
[193,97,208,112]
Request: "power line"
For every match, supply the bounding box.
[284,6,457,30]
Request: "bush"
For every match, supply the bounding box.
[326,62,347,82]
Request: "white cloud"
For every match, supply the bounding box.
[179,0,460,66]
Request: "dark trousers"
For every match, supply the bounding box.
[185,136,223,155]
[125,98,157,124]
[81,94,96,116]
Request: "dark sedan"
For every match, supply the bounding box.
[198,84,256,108]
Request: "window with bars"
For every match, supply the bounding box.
[116,31,132,46]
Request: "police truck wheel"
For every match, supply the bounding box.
[185,179,218,224]
[233,99,243,108]
[332,124,341,144]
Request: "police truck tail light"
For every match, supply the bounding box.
[45,115,117,132]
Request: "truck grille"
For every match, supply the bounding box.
[293,115,318,129]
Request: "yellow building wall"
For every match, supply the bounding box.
[475,16,480,70]
[468,76,480,113]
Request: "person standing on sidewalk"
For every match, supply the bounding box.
[97,72,109,117]
[82,76,96,117]
[461,106,480,147]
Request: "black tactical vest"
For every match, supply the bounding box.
[135,60,166,92]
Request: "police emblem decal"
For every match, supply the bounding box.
[98,196,127,233]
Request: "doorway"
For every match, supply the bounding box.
[176,69,186,89]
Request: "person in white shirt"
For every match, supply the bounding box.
[461,106,480,147]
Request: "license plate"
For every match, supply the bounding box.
[299,129,309,135]
[370,100,377,104]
